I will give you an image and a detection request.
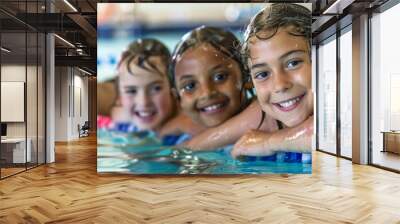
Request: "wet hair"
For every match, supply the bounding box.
[117,38,172,85]
[170,25,252,102]
[242,3,311,66]
[241,4,311,129]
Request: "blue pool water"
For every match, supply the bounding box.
[97,129,312,174]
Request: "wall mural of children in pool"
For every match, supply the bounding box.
[97,3,313,174]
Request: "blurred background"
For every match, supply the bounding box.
[97,3,270,82]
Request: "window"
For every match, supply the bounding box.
[370,2,400,171]
[339,27,352,158]
[317,35,337,155]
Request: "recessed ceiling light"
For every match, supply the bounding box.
[323,0,354,15]
[63,0,78,12]
[1,47,11,53]
[54,34,75,48]
[78,67,92,76]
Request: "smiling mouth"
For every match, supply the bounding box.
[134,110,157,123]
[272,93,305,112]
[198,100,229,115]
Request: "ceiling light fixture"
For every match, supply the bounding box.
[1,47,11,53]
[54,34,75,48]
[323,0,341,14]
[63,0,78,12]
[323,0,354,15]
[78,67,92,76]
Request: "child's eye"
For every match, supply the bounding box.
[150,85,162,94]
[254,71,270,80]
[182,81,196,92]
[125,89,137,95]
[213,72,227,83]
[287,59,303,69]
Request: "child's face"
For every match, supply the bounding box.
[175,43,243,127]
[118,57,175,131]
[248,27,313,127]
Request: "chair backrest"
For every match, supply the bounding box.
[82,121,90,129]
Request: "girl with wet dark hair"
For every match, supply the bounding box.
[116,38,203,137]
[183,4,313,159]
[170,26,255,128]
[170,26,249,90]
[170,26,279,148]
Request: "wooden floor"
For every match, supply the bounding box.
[1,135,400,223]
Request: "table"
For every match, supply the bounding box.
[381,131,400,154]
[1,138,31,163]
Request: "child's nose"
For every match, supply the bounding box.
[272,71,292,93]
[136,91,152,107]
[200,82,217,98]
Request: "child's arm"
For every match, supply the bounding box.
[158,112,205,137]
[231,115,314,158]
[183,100,279,151]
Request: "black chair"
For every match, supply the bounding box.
[79,121,90,138]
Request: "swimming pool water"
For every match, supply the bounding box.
[97,129,312,174]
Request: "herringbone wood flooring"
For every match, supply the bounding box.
[1,135,400,224]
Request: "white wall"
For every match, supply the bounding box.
[54,66,89,141]
[73,73,89,137]
[1,64,46,164]
[1,65,26,142]
[1,65,29,138]
[55,66,69,141]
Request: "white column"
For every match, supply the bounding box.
[46,33,55,163]
[45,1,55,163]
[352,14,369,164]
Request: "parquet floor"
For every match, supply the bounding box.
[1,135,400,223]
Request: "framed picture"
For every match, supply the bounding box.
[97,3,313,174]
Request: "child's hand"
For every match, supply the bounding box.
[231,130,274,158]
[232,116,314,158]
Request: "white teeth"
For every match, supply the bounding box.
[136,111,154,117]
[203,103,223,112]
[278,97,301,108]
